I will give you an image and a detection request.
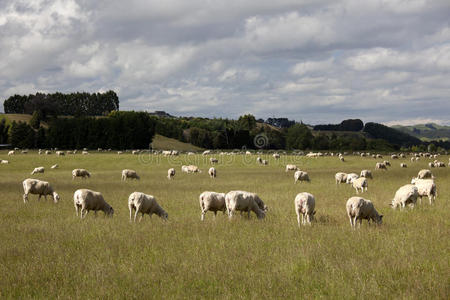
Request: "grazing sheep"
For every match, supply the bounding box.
[128,192,168,222]
[376,162,387,170]
[208,167,216,178]
[199,191,226,220]
[435,162,446,167]
[73,189,114,218]
[56,151,65,156]
[1,160,9,164]
[261,159,268,165]
[285,164,299,172]
[391,154,398,159]
[122,169,140,181]
[167,168,175,180]
[202,150,211,155]
[360,170,373,179]
[339,156,345,162]
[256,157,262,164]
[400,163,407,168]
[417,169,433,179]
[383,160,391,166]
[8,150,14,156]
[346,173,359,184]
[82,151,89,155]
[225,191,267,219]
[294,170,310,183]
[391,184,419,209]
[23,178,60,203]
[410,157,415,162]
[72,168,91,179]
[273,153,280,159]
[346,197,383,228]
[51,164,59,169]
[162,150,171,156]
[335,172,348,184]
[210,157,218,164]
[132,150,140,155]
[352,177,368,194]
[117,151,123,155]
[294,192,316,226]
[31,167,45,175]
[21,150,28,154]
[45,150,52,155]
[428,162,435,168]
[411,178,437,205]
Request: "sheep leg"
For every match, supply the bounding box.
[201,211,205,221]
[23,193,28,203]
[297,213,301,227]
[94,211,98,217]
[81,208,87,219]
[129,206,133,222]
[139,214,143,222]
[134,210,139,223]
[348,215,353,227]
[38,194,41,201]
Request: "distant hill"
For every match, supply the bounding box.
[151,134,203,151]
[391,123,450,141]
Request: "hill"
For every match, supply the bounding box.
[391,123,450,141]
[151,134,203,151]
[0,113,49,127]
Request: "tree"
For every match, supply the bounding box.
[30,110,42,129]
[238,114,257,131]
[286,123,313,150]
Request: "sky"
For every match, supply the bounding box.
[0,0,449,126]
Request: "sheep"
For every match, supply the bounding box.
[122,169,140,181]
[199,191,226,220]
[31,167,45,175]
[346,173,359,184]
[1,160,9,164]
[376,154,383,158]
[167,168,175,180]
[51,164,59,169]
[400,163,407,168]
[117,151,123,155]
[411,157,415,162]
[339,156,345,162]
[162,150,171,156]
[428,162,435,168]
[286,164,299,172]
[352,177,368,194]
[210,157,218,164]
[8,150,14,156]
[435,162,446,167]
[335,172,347,184]
[294,170,310,183]
[202,150,211,155]
[417,169,433,179]
[171,150,179,156]
[383,160,391,166]
[56,151,65,156]
[261,159,268,165]
[72,168,91,179]
[411,178,437,205]
[82,151,89,155]
[21,150,28,154]
[376,162,387,170]
[208,167,216,178]
[256,157,262,164]
[73,189,114,218]
[391,154,398,159]
[273,153,280,159]
[391,184,419,209]
[128,192,168,222]
[360,170,372,179]
[294,192,316,226]
[23,178,60,203]
[132,150,140,155]
[346,197,383,228]
[225,191,267,219]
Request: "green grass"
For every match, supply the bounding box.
[0,152,448,299]
[151,134,203,151]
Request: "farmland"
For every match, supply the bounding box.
[0,151,448,299]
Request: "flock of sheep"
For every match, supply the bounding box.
[8,149,448,228]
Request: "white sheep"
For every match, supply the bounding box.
[56,151,65,156]
[121,169,140,181]
[51,164,59,169]
[82,150,89,155]
[391,154,398,159]
[1,160,9,164]
[132,150,140,155]
[411,178,437,205]
[73,189,114,218]
[273,153,280,159]
[23,178,60,203]
[202,150,211,155]
[346,196,383,228]
[285,164,299,172]
[208,167,216,178]
[346,173,359,184]
[339,156,345,162]
[199,191,226,220]
[210,157,218,164]
[128,192,168,222]
[72,168,91,179]
[117,151,123,155]
[31,167,45,175]
[261,159,268,165]
[294,192,316,226]
[256,157,262,164]
[428,162,435,168]
[383,160,391,166]
[335,172,347,184]
[352,177,368,194]
[8,150,14,156]
[391,184,419,209]
[375,162,387,170]
[167,168,175,180]
[400,163,407,168]
[417,169,433,179]
[360,170,372,179]
[225,191,267,219]
[294,170,310,183]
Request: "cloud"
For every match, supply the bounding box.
[0,0,449,126]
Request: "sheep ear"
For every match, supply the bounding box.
[380,215,383,219]
[388,203,393,207]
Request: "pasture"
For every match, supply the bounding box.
[0,151,448,299]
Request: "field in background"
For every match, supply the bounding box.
[0,152,448,298]
[151,134,203,151]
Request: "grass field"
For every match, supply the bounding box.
[0,151,448,299]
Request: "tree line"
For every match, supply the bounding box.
[3,91,119,117]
